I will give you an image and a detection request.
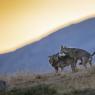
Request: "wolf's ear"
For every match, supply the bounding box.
[61,45,64,49]
[64,46,67,48]
[61,45,67,50]
[48,56,51,58]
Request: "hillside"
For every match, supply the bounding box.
[1,66,95,95]
[0,17,95,74]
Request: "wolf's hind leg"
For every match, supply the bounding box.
[71,62,77,72]
[89,57,92,67]
[82,57,88,69]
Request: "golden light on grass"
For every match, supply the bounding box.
[0,0,95,53]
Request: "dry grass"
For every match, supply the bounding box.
[1,65,95,95]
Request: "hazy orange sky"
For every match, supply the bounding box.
[0,0,95,54]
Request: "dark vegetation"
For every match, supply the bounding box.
[1,66,95,95]
[1,84,95,95]
[4,84,58,95]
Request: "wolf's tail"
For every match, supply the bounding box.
[91,51,95,57]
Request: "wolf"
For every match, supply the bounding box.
[60,45,95,68]
[48,53,76,73]
[48,53,59,73]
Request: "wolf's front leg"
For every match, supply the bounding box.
[71,62,77,73]
[54,67,59,73]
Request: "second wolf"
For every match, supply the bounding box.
[60,46,95,68]
[48,53,76,73]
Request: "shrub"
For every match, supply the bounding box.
[7,84,58,95]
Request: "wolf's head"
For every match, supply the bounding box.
[48,54,59,66]
[60,45,70,54]
[48,56,54,64]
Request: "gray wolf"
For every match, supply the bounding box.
[60,46,95,68]
[48,53,76,73]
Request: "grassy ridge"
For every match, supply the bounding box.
[1,66,95,95]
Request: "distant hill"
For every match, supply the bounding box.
[0,17,95,74]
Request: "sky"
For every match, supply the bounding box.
[0,0,95,54]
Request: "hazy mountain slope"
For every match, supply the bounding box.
[0,17,95,74]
